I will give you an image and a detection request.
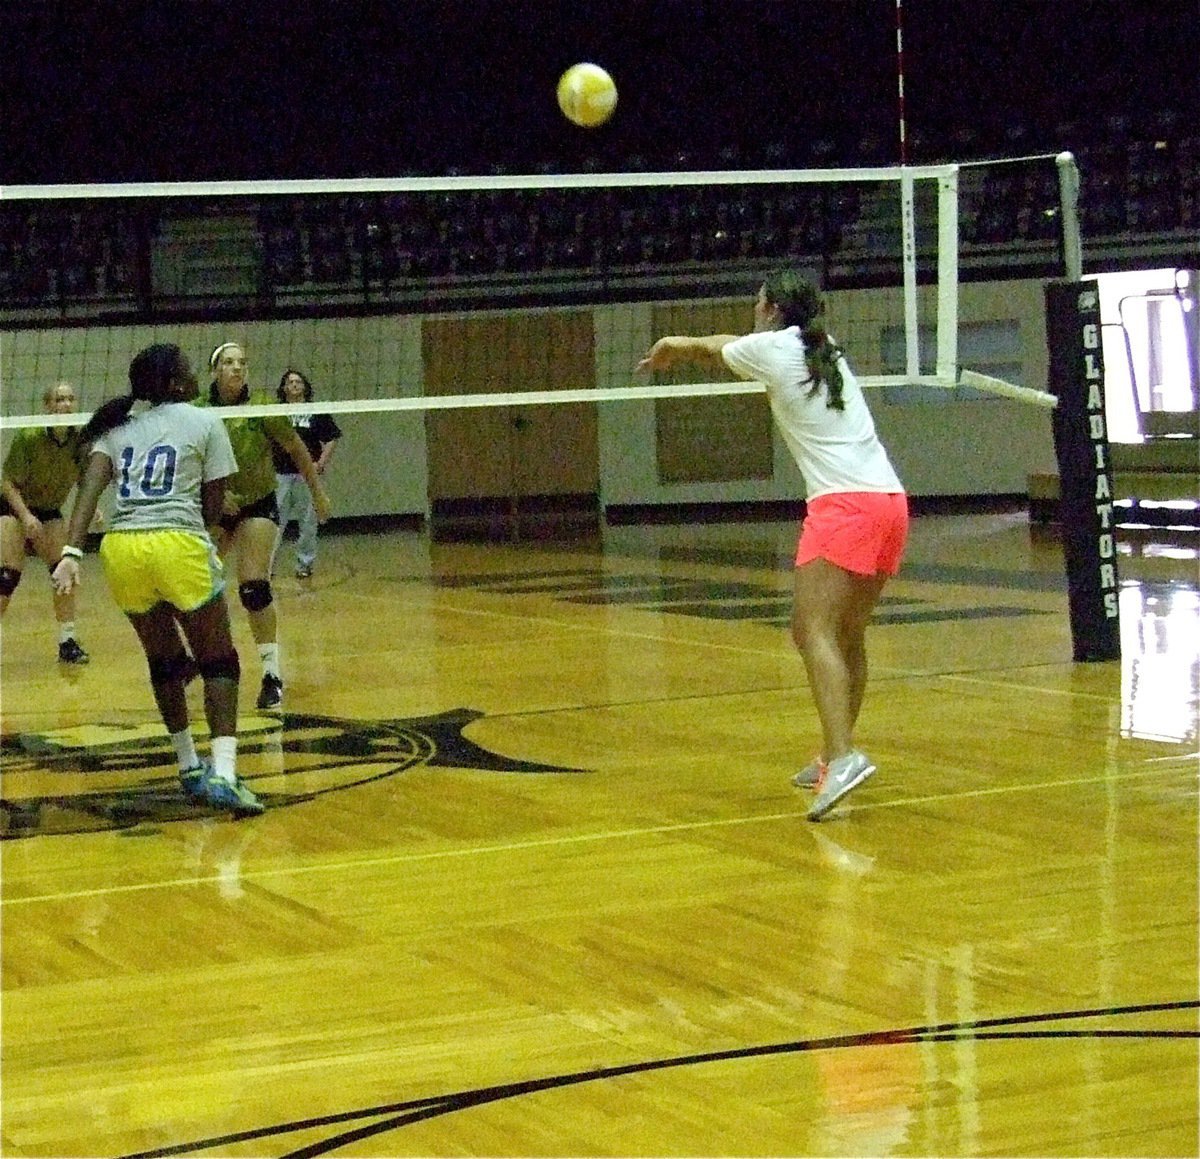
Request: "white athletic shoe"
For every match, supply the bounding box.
[791,757,826,790]
[807,749,877,821]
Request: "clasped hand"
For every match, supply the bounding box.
[51,556,79,596]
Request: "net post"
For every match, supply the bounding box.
[1056,151,1083,280]
[1044,280,1121,662]
[900,168,920,379]
[936,167,959,383]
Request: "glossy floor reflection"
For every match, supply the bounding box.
[1,512,1197,1157]
[1119,581,1200,743]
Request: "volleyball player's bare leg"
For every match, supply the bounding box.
[839,570,889,735]
[792,559,887,818]
[1,512,88,661]
[217,517,282,709]
[33,516,86,657]
[127,601,237,740]
[792,559,884,758]
[231,518,279,647]
[128,597,260,814]
[0,513,27,616]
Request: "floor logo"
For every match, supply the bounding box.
[0,708,584,839]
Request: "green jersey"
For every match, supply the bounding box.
[199,391,294,508]
[2,426,87,511]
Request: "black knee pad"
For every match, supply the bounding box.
[147,653,193,685]
[198,652,241,681]
[0,567,21,597]
[238,579,273,612]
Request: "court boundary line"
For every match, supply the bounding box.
[3,759,1191,908]
[107,998,1200,1159]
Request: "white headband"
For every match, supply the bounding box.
[209,342,242,371]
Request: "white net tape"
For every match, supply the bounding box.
[2,375,982,431]
[0,167,954,201]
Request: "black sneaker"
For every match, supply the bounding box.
[256,672,283,710]
[58,639,90,665]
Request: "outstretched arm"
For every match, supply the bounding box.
[636,334,741,374]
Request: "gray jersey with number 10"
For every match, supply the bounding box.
[94,402,238,535]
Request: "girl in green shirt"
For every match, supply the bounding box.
[1,382,91,663]
[206,342,331,710]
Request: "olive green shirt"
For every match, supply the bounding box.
[199,392,294,508]
[2,427,87,510]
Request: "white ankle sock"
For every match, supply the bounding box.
[171,728,199,772]
[210,736,238,784]
[258,643,280,679]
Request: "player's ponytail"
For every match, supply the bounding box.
[79,395,135,445]
[762,269,846,412]
[80,343,182,444]
[799,323,846,413]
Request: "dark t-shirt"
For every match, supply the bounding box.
[272,413,342,474]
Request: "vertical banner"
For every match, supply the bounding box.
[1045,280,1121,662]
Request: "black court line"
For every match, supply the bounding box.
[421,568,1055,628]
[664,602,1050,625]
[116,999,1199,1159]
[873,604,1052,625]
[650,546,1071,593]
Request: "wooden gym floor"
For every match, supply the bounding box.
[1,508,1197,1157]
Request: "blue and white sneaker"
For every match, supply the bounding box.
[179,762,209,801]
[191,767,265,816]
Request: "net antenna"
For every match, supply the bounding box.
[888,0,1071,412]
[893,0,943,387]
[895,0,909,167]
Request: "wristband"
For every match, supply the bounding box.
[60,545,84,560]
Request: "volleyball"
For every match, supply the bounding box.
[556,63,618,128]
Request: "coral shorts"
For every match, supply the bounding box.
[795,492,909,576]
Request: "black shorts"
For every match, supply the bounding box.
[1,499,64,555]
[220,491,280,533]
[0,499,62,522]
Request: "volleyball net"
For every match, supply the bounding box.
[0,156,1080,430]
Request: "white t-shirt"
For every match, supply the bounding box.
[95,402,237,534]
[722,326,903,499]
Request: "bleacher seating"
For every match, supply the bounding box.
[1,107,1196,317]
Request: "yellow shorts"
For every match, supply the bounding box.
[99,530,225,615]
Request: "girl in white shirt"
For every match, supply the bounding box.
[52,343,263,816]
[638,270,907,820]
